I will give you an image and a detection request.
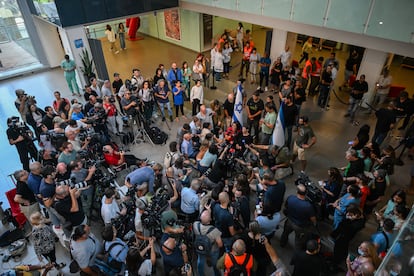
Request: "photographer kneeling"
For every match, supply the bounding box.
[102,144,145,168]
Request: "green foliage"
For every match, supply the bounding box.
[79,49,94,77]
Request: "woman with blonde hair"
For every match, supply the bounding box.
[30,212,65,269]
[346,241,381,276]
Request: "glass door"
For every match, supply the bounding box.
[0,0,40,77]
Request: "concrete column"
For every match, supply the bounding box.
[358,48,388,108]
[269,28,288,64]
[58,26,92,88]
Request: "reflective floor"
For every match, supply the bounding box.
[0,30,413,275]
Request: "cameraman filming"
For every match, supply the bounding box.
[7,116,38,171]
[15,89,36,122]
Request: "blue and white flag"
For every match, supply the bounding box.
[272,102,285,147]
[232,84,244,126]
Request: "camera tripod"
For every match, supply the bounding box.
[150,89,171,131]
[128,110,154,146]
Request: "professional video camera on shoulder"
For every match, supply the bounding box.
[124,79,137,93]
[294,172,322,205]
[7,116,34,140]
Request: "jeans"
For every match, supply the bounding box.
[158,101,172,117]
[239,59,250,77]
[260,132,272,145]
[119,33,126,49]
[347,97,361,121]
[247,119,260,140]
[318,85,330,107]
[223,62,230,74]
[372,131,388,146]
[192,99,201,116]
[286,125,293,149]
[299,51,309,64]
[259,71,269,88]
[197,250,220,276]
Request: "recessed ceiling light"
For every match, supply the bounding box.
[379,21,383,25]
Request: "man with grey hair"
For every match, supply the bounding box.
[14,169,40,221]
[180,179,201,222]
[54,184,87,230]
[101,80,113,97]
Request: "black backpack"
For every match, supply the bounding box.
[228,253,250,276]
[194,222,214,255]
[148,126,168,145]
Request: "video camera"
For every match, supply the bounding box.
[124,79,137,92]
[294,172,322,205]
[141,189,170,236]
[8,117,35,141]
[44,130,67,150]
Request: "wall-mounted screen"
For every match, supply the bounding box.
[54,0,178,27]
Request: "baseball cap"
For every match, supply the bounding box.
[161,210,179,231]
[136,197,147,210]
[72,103,82,109]
[15,89,26,96]
[113,72,120,77]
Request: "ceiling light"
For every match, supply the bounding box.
[379,21,383,25]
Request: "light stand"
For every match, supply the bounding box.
[210,66,217,90]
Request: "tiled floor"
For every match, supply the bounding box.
[0,29,413,275]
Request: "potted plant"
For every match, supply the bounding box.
[79,49,96,84]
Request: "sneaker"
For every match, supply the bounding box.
[257,86,261,90]
[265,87,268,92]
[344,114,350,117]
[115,51,120,54]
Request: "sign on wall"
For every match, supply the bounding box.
[164,9,181,41]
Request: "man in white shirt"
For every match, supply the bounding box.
[101,188,126,224]
[280,46,292,68]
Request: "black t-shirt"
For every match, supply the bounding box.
[351,81,368,100]
[42,115,55,130]
[367,180,386,201]
[344,158,364,177]
[345,57,358,71]
[353,132,369,151]
[320,70,332,86]
[283,104,298,127]
[208,159,226,183]
[54,196,85,227]
[235,133,253,152]
[291,251,325,276]
[375,109,396,133]
[83,90,98,102]
[223,99,234,117]
[264,181,286,212]
[16,181,37,203]
[112,79,123,94]
[7,127,26,149]
[294,88,306,106]
[246,98,264,121]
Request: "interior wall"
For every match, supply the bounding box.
[212,17,252,46]
[32,17,65,68]
[139,9,202,53]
